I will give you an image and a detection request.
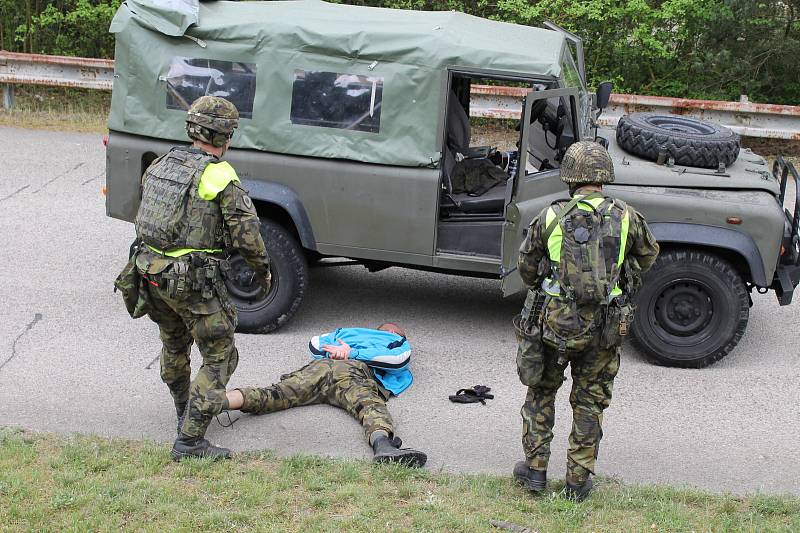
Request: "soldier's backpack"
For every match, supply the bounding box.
[544,193,627,306]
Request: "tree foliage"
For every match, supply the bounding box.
[0,0,120,58]
[1,0,797,103]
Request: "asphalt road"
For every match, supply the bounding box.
[0,127,798,496]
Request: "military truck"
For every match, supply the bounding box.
[105,0,800,368]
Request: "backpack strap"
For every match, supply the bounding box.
[596,197,615,215]
[601,200,628,301]
[542,192,603,242]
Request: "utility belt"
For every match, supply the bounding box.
[540,294,636,365]
[582,297,636,356]
[139,251,231,301]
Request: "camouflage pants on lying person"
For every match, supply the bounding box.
[236,359,395,440]
[520,341,621,486]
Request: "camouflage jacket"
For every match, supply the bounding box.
[217,172,270,282]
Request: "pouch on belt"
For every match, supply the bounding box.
[541,296,599,354]
[513,289,546,387]
[114,250,151,318]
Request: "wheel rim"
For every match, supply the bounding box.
[644,115,717,136]
[224,253,278,311]
[650,279,719,348]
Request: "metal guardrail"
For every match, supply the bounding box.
[0,51,114,108]
[470,84,800,141]
[2,51,799,140]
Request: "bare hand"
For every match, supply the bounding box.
[322,340,351,360]
[257,270,272,297]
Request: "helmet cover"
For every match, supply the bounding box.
[559,141,615,185]
[185,96,240,147]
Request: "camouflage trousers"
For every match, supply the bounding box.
[144,272,239,439]
[237,359,394,441]
[519,339,621,485]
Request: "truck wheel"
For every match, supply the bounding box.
[631,250,749,368]
[616,113,740,169]
[225,219,308,333]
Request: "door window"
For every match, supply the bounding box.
[526,91,578,174]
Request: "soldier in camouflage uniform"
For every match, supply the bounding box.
[224,323,427,467]
[511,141,659,501]
[131,96,270,460]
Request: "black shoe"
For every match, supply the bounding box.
[564,477,593,502]
[175,402,187,436]
[171,435,232,461]
[513,461,547,493]
[372,435,427,468]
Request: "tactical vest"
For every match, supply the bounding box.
[541,195,631,305]
[135,148,226,254]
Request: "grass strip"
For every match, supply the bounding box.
[1,427,798,532]
[0,87,109,133]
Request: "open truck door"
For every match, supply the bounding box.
[500,87,582,295]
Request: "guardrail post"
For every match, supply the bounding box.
[2,83,14,110]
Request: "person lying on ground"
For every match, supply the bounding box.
[224,322,427,467]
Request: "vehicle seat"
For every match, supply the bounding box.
[443,91,472,189]
[445,184,507,214]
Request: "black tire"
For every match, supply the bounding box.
[616,113,740,169]
[225,219,308,333]
[631,250,749,368]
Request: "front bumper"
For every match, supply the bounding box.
[773,264,800,305]
[773,156,800,305]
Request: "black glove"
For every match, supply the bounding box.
[449,385,494,405]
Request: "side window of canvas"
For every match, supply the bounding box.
[290,70,384,133]
[164,57,257,119]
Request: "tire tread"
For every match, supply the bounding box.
[616,114,740,169]
[234,219,307,334]
[631,249,749,368]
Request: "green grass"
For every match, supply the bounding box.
[1,428,798,532]
[0,86,109,133]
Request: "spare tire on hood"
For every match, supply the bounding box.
[616,112,740,169]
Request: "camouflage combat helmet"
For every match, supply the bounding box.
[559,141,615,185]
[186,96,240,147]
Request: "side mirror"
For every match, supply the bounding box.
[595,81,613,111]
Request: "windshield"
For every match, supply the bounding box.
[560,49,590,138]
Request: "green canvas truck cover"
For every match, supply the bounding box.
[109,0,565,167]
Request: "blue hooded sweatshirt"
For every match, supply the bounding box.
[308,328,413,396]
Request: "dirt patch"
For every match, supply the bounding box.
[741,137,800,162]
[469,119,519,152]
[741,138,798,173]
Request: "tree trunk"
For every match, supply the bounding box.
[25,0,32,53]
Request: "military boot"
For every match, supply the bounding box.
[372,436,427,468]
[564,477,593,502]
[175,402,187,436]
[513,461,547,493]
[171,434,232,461]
